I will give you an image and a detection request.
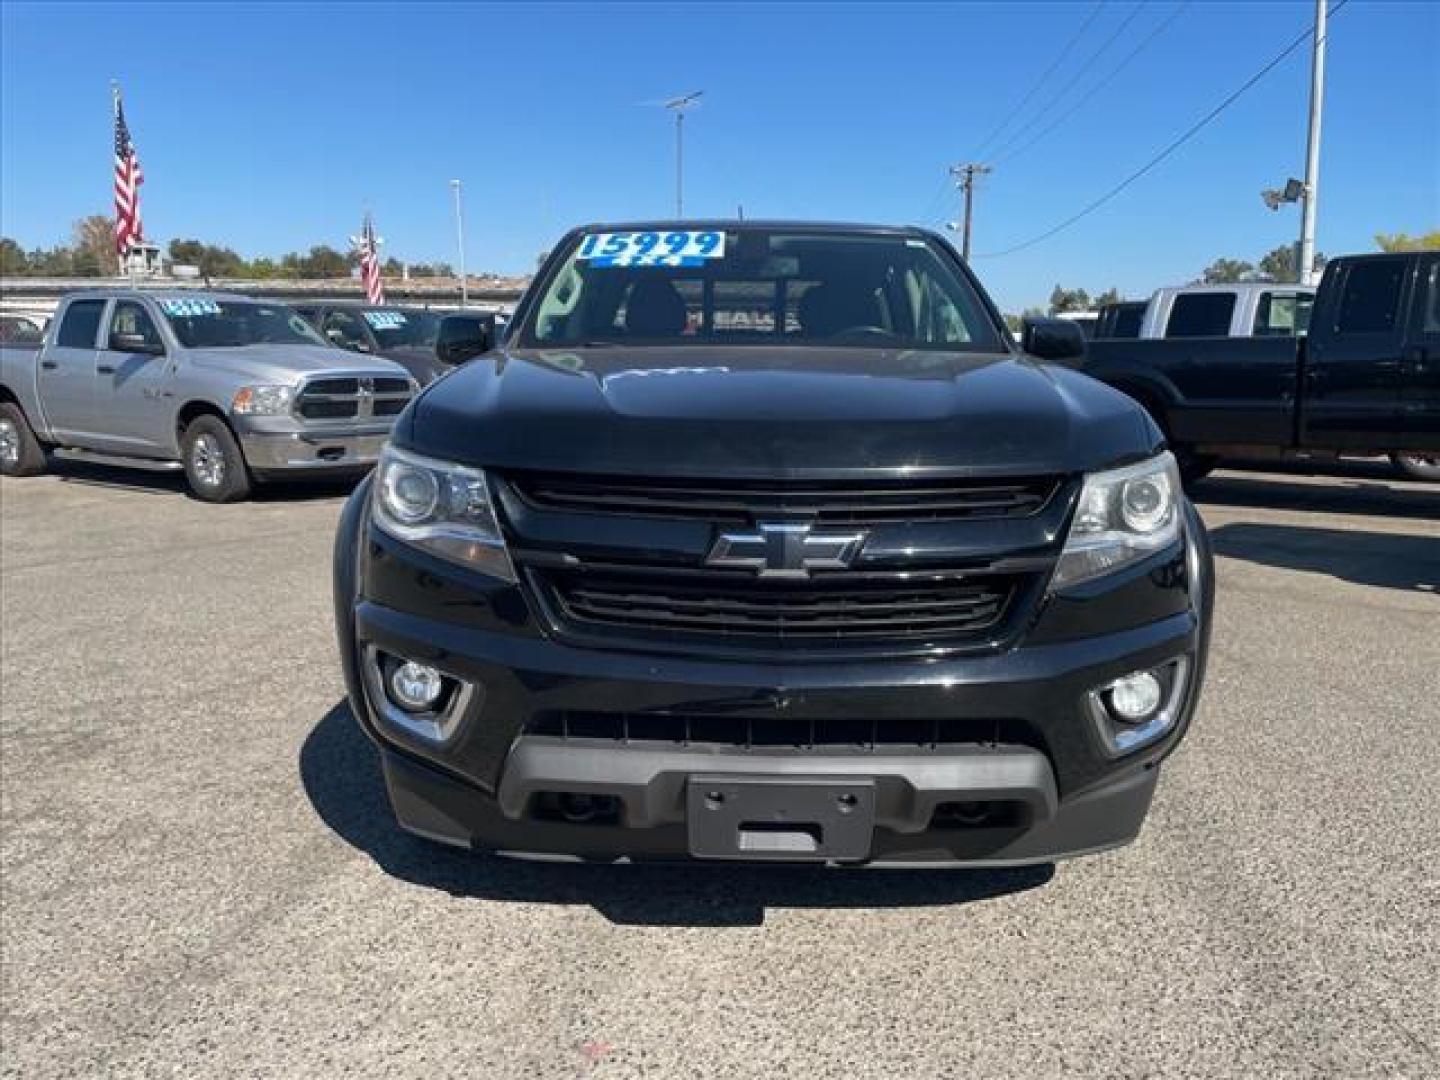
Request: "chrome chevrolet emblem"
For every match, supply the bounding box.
[706,522,865,578]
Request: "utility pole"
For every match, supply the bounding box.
[1298,0,1327,286]
[664,91,703,218]
[949,163,992,262]
[450,179,468,306]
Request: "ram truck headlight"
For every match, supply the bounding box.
[371,445,515,582]
[1052,452,1182,589]
[231,384,296,415]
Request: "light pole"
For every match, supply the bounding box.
[450,179,468,306]
[1298,0,1327,287]
[664,91,703,218]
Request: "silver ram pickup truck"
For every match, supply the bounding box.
[0,290,416,501]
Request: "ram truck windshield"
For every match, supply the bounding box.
[162,300,329,349]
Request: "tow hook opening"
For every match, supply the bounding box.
[531,791,624,826]
[929,800,1027,830]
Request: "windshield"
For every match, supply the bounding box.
[523,228,1005,352]
[365,309,441,349]
[160,300,329,349]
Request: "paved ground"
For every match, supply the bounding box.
[2,460,1437,1078]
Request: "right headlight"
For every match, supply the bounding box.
[371,445,515,582]
[1051,452,1182,590]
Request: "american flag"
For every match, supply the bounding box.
[358,215,385,304]
[113,88,144,255]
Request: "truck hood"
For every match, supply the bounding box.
[404,345,1159,477]
[185,343,411,383]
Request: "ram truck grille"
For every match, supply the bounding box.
[296,376,413,421]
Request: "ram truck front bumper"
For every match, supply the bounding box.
[236,415,395,476]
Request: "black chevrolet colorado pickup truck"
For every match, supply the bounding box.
[1083,252,1440,482]
[333,221,1214,867]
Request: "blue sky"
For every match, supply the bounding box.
[2,1,1436,311]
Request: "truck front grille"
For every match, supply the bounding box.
[525,711,1043,752]
[296,376,412,421]
[509,472,1058,523]
[532,567,1020,643]
[500,470,1069,655]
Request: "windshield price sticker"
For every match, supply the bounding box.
[364,311,408,328]
[160,298,222,317]
[577,230,726,267]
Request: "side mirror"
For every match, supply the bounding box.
[435,316,493,365]
[109,331,164,356]
[1021,318,1087,362]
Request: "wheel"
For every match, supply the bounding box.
[1390,452,1440,482]
[181,415,252,502]
[0,401,48,477]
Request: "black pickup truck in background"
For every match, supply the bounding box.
[1081,252,1440,482]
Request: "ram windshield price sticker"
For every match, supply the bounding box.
[577,230,726,267]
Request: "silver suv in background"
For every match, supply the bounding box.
[0,290,415,501]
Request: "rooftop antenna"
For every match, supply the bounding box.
[662,91,703,218]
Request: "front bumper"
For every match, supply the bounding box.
[237,417,394,474]
[334,471,1212,866]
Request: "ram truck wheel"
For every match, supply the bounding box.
[0,402,48,477]
[181,415,252,503]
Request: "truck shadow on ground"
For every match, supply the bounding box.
[1209,523,1440,593]
[300,702,1055,927]
[1193,467,1440,521]
[45,457,359,502]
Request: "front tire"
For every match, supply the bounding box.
[0,402,48,477]
[1390,452,1440,482]
[181,415,252,502]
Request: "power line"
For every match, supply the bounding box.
[991,1,1191,168]
[985,1,1149,164]
[976,0,1350,259]
[969,1,1107,161]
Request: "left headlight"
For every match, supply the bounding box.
[231,384,296,415]
[1051,451,1182,590]
[371,445,515,582]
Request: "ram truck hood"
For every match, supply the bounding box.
[403,345,1160,477]
[186,343,411,383]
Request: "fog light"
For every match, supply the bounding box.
[389,661,444,712]
[1108,671,1163,721]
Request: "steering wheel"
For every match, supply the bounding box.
[829,325,901,345]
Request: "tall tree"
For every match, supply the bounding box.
[1093,287,1122,307]
[0,238,26,275]
[1375,231,1440,252]
[167,239,248,278]
[1256,244,1326,283]
[1200,258,1255,285]
[72,215,118,276]
[1048,285,1092,314]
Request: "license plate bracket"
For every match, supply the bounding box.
[686,775,876,862]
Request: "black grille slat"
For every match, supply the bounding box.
[525,712,1034,752]
[509,473,1056,523]
[542,570,1015,641]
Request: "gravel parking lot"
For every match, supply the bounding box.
[2,460,1436,1078]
